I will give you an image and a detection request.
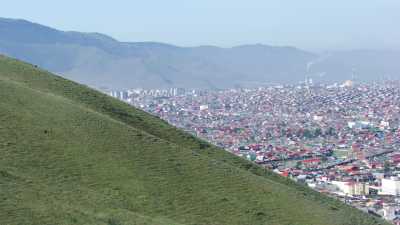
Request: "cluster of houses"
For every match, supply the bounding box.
[109,80,400,224]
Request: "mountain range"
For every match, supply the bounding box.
[1,17,399,89]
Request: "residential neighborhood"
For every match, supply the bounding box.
[109,80,400,224]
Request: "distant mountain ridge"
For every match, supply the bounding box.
[1,17,399,89]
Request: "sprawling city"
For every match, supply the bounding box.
[3,1,400,225]
[108,80,400,223]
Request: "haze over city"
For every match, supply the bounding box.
[1,0,400,51]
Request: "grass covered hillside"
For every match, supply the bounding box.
[0,55,389,225]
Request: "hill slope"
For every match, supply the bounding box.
[0,56,388,225]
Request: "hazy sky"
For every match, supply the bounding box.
[1,0,399,51]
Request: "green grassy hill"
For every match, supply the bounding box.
[0,55,388,225]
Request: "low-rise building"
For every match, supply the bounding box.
[381,176,400,196]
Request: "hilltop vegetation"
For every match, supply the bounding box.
[0,55,389,225]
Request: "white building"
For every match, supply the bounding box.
[381,177,400,196]
[382,203,396,221]
[331,181,369,196]
[313,115,323,122]
[199,105,209,111]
